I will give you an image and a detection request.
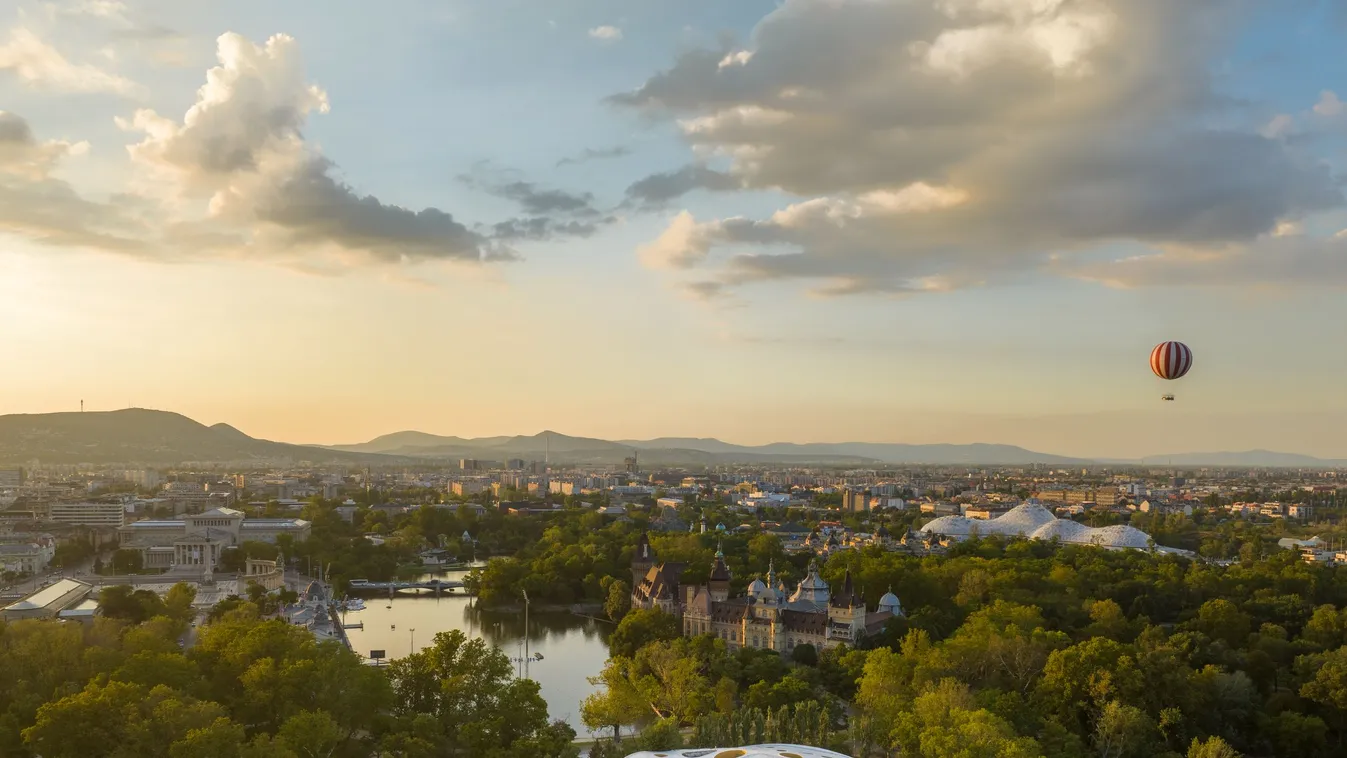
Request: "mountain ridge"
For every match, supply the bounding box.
[0,410,1342,467]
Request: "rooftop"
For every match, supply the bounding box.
[240,519,310,528]
[3,578,92,612]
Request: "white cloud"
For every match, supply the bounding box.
[0,32,546,269]
[1314,90,1344,117]
[615,0,1342,297]
[589,25,622,41]
[0,26,141,94]
[112,32,503,265]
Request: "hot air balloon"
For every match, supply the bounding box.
[1150,341,1192,400]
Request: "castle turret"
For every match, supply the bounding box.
[632,532,656,586]
[709,541,731,602]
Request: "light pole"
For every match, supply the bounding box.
[522,589,530,679]
[409,627,415,654]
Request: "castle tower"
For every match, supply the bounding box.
[828,568,864,632]
[631,532,656,586]
[709,541,731,602]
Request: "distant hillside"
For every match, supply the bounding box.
[329,430,1078,466]
[0,409,397,465]
[1139,450,1347,468]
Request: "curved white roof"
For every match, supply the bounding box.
[747,578,768,596]
[1029,519,1092,541]
[624,745,852,758]
[921,504,1175,553]
[878,591,901,612]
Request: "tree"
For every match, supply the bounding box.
[386,629,575,757]
[608,609,680,659]
[111,549,144,574]
[790,643,818,666]
[165,583,198,623]
[1093,701,1157,758]
[605,580,631,622]
[277,710,343,758]
[582,657,652,741]
[1187,735,1240,758]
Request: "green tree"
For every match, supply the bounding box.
[277,710,343,758]
[608,609,680,659]
[1187,735,1240,758]
[386,629,575,757]
[582,657,653,742]
[605,580,631,622]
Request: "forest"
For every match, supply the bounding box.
[0,584,575,758]
[579,536,1347,758]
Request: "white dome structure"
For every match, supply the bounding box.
[624,746,852,758]
[921,503,1189,555]
[747,578,769,597]
[1029,519,1092,542]
[878,590,902,616]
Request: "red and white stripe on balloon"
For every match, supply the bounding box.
[1150,341,1193,380]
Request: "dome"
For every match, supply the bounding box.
[989,503,1058,535]
[789,564,830,606]
[1087,524,1154,549]
[1029,519,1092,542]
[624,745,851,758]
[920,515,974,535]
[716,523,727,532]
[878,591,902,614]
[747,578,768,597]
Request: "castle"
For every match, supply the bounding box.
[630,533,902,652]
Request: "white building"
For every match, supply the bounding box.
[48,501,126,527]
[118,507,310,569]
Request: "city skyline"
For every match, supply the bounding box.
[3,1,1347,457]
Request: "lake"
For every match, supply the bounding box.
[340,568,616,736]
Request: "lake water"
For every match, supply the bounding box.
[340,568,616,735]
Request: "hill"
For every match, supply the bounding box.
[1137,449,1347,468]
[327,430,1077,466]
[0,409,397,465]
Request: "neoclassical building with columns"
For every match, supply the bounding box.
[118,507,310,570]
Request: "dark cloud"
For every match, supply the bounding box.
[490,215,614,241]
[256,157,508,262]
[491,180,600,217]
[460,166,618,241]
[624,164,739,207]
[556,145,631,167]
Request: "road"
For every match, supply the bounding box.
[0,555,99,599]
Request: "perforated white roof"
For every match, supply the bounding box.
[623,746,852,758]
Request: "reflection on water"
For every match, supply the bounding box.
[340,569,614,734]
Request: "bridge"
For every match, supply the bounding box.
[345,579,465,594]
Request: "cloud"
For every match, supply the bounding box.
[1059,234,1347,290]
[461,165,617,240]
[0,26,141,94]
[614,0,1343,296]
[58,0,129,21]
[0,111,150,253]
[555,145,630,167]
[0,111,89,180]
[113,32,503,265]
[624,164,740,208]
[589,25,622,41]
[1314,90,1344,118]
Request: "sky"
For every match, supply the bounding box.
[2,0,1347,459]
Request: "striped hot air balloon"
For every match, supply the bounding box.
[1150,341,1193,381]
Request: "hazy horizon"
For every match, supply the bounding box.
[4,1,1346,461]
